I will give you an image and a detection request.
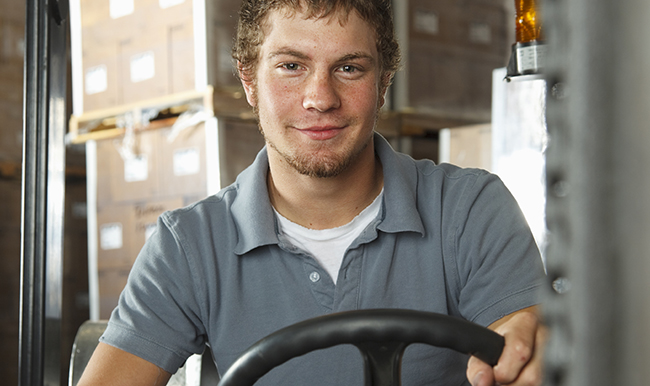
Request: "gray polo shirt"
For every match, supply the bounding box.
[102,133,544,385]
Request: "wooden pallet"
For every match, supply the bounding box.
[67,86,254,144]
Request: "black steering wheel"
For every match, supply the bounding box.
[217,309,504,386]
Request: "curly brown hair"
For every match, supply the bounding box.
[232,0,401,92]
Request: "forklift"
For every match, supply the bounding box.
[18,0,650,385]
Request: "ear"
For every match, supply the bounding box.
[238,61,257,107]
[378,72,394,109]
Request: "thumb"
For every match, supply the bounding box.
[467,356,495,386]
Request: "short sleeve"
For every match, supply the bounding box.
[452,172,545,326]
[100,214,207,373]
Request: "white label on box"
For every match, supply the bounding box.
[130,51,155,83]
[100,223,123,250]
[414,10,439,35]
[85,65,108,95]
[469,23,491,44]
[159,0,185,9]
[110,0,134,19]
[173,148,200,176]
[124,154,148,182]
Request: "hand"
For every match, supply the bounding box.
[466,307,546,386]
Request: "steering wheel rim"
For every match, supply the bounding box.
[217,309,504,386]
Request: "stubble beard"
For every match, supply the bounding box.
[263,130,373,178]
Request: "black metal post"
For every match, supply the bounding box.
[19,0,69,385]
[544,0,650,385]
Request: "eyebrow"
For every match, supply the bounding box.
[268,48,375,64]
[268,49,310,60]
[338,52,376,64]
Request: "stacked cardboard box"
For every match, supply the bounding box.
[91,122,207,318]
[72,0,512,121]
[70,0,265,319]
[0,0,25,163]
[0,1,24,383]
[398,0,511,121]
[72,0,242,115]
[0,178,22,386]
[90,117,265,319]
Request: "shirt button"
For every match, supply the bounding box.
[309,271,321,283]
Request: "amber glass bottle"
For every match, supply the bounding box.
[515,0,543,42]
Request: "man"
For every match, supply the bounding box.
[78,1,546,385]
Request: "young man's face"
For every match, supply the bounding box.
[242,7,384,178]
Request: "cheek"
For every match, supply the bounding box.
[344,82,380,115]
[258,77,297,113]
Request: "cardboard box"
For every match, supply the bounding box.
[132,198,184,247]
[0,179,22,227]
[399,0,510,118]
[98,266,131,319]
[206,0,242,89]
[1,18,25,64]
[86,116,265,318]
[96,197,183,267]
[0,227,21,324]
[94,121,220,204]
[408,42,504,116]
[168,15,198,94]
[158,123,209,198]
[71,0,243,114]
[81,46,120,112]
[0,5,25,385]
[96,197,183,318]
[0,100,24,163]
[219,118,266,187]
[96,203,137,269]
[95,129,161,204]
[118,31,170,105]
[439,123,492,170]
[0,61,23,103]
[0,61,25,165]
[0,0,25,22]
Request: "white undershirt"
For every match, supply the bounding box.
[274,189,384,284]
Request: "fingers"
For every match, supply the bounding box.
[492,311,539,384]
[467,308,546,386]
[467,355,495,386]
[500,324,546,386]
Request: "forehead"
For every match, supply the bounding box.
[260,7,378,58]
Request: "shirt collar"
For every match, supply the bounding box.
[231,147,280,255]
[373,133,426,236]
[231,133,425,255]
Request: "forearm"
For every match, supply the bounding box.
[77,342,172,386]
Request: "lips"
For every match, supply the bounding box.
[297,125,345,140]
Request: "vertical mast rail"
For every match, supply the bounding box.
[19,0,69,385]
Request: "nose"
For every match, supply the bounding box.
[302,72,341,112]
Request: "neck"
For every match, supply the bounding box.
[267,142,383,230]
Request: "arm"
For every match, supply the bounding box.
[77,342,172,386]
[466,306,547,386]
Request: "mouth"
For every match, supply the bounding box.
[297,125,346,141]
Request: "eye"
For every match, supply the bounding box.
[282,63,301,71]
[340,65,357,73]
